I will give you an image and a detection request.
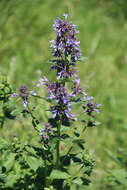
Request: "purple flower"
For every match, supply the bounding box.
[83,101,101,117]
[40,123,53,141]
[39,79,75,122]
[36,77,48,87]
[11,85,37,107]
[50,60,77,79]
[50,15,81,79]
[22,100,28,107]
[35,15,100,128]
[63,13,68,20]
[72,76,83,95]
[51,103,76,122]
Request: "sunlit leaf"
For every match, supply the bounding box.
[49,170,70,179]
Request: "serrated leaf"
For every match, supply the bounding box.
[49,170,70,179]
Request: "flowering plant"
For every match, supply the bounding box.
[0,14,100,190]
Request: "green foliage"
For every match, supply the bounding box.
[0,138,44,189]
[0,77,17,127]
[49,170,70,179]
[0,73,95,189]
[0,134,94,190]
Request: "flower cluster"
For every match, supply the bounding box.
[83,102,101,117]
[50,60,77,79]
[37,77,76,122]
[71,77,101,118]
[40,123,53,141]
[50,14,81,79]
[12,14,100,139]
[12,85,36,107]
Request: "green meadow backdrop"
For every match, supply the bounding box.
[0,0,127,189]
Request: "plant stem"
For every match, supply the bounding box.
[44,149,47,187]
[26,104,39,132]
[56,122,61,169]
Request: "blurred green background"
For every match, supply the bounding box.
[0,0,127,189]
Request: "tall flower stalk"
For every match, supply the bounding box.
[11,14,101,189]
[50,14,81,169]
[49,14,100,170]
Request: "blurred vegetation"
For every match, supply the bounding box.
[0,0,127,189]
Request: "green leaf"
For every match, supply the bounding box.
[11,109,21,117]
[3,102,17,119]
[0,173,6,181]
[24,155,43,171]
[25,145,37,156]
[0,138,9,150]
[73,177,83,185]
[3,153,15,172]
[49,170,70,179]
[5,172,19,187]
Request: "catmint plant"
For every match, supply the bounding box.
[1,14,100,190]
